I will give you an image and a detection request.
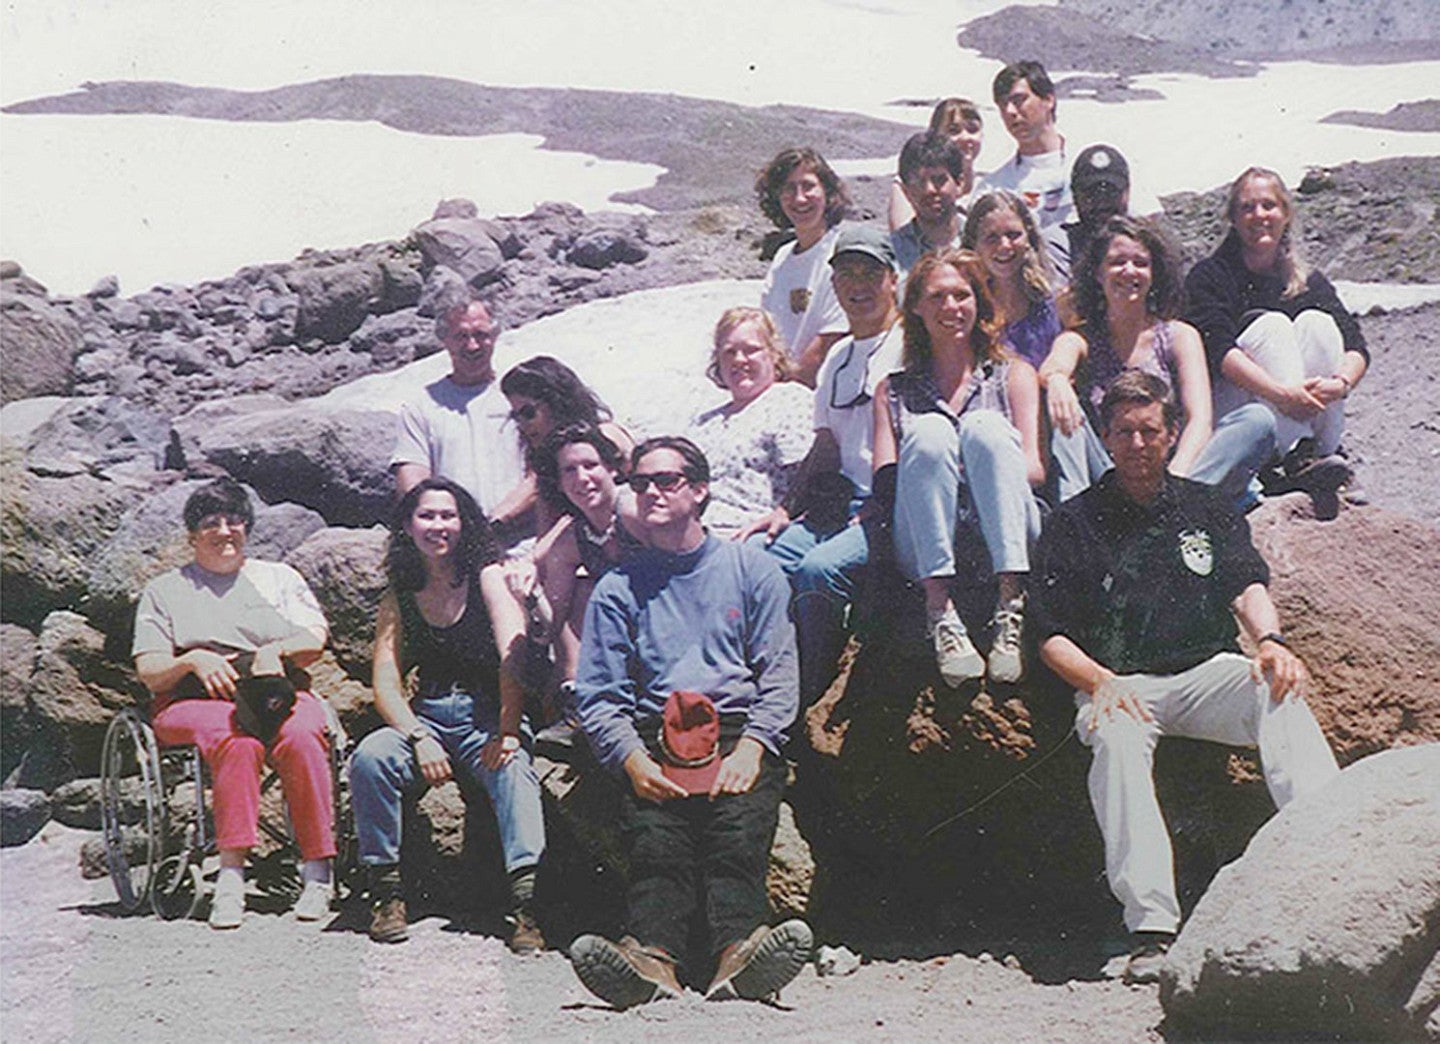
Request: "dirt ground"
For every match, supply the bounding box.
[0,824,1164,1043]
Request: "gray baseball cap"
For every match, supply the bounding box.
[829,224,896,270]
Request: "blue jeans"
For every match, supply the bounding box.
[349,689,546,872]
[756,509,872,706]
[894,410,1040,583]
[1053,402,1276,507]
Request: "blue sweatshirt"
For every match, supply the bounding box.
[575,534,799,775]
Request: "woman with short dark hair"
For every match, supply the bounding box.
[132,477,335,930]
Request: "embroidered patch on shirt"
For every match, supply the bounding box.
[789,287,811,315]
[1179,529,1214,577]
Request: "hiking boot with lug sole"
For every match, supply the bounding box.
[707,919,814,1001]
[570,934,681,1009]
[369,896,409,944]
[988,598,1025,684]
[929,608,984,688]
[507,909,545,955]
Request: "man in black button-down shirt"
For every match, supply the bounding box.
[1030,371,1339,984]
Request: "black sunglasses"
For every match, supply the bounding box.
[627,471,688,494]
[509,403,541,423]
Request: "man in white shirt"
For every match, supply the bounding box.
[740,225,904,709]
[389,298,529,543]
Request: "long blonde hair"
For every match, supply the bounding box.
[1226,167,1309,299]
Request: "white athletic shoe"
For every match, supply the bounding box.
[929,607,984,687]
[209,878,245,930]
[294,879,334,922]
[988,598,1025,684]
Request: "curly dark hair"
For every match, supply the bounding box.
[384,477,498,593]
[1069,215,1184,335]
[754,147,850,231]
[182,476,254,532]
[532,423,627,518]
[900,249,1006,373]
[500,356,612,440]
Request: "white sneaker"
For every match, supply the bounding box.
[294,879,334,922]
[929,608,984,687]
[988,598,1025,684]
[209,879,245,930]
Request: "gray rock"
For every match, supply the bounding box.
[0,457,147,627]
[87,274,120,298]
[284,526,388,677]
[0,290,82,404]
[28,610,139,782]
[348,310,433,368]
[377,257,425,312]
[286,260,383,344]
[567,228,649,270]
[173,400,395,527]
[1161,744,1440,1040]
[51,777,103,829]
[0,624,38,781]
[412,217,506,288]
[0,789,51,847]
[22,396,171,480]
[415,265,470,321]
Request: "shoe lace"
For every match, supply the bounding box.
[933,615,969,656]
[993,603,1023,652]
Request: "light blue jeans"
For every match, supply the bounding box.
[893,410,1040,584]
[350,688,546,872]
[1053,401,1277,506]
[758,510,872,705]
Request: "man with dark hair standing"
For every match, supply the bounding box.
[890,132,968,274]
[1031,371,1339,985]
[389,297,530,542]
[1063,143,1132,272]
[568,437,812,1008]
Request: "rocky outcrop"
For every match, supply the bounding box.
[284,526,388,677]
[1161,744,1440,1040]
[0,273,82,404]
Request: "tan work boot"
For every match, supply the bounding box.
[506,909,545,955]
[570,934,682,1009]
[369,896,409,944]
[706,919,814,1001]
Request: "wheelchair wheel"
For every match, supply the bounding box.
[151,853,205,921]
[99,709,164,913]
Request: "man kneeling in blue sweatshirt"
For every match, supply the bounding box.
[568,435,813,1007]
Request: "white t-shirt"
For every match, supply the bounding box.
[132,559,329,661]
[813,324,905,498]
[760,227,847,360]
[389,375,525,519]
[686,380,815,538]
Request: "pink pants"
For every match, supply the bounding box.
[152,691,336,860]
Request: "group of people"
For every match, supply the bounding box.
[130,58,1355,1004]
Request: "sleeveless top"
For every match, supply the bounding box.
[574,510,645,579]
[1082,319,1179,419]
[885,360,1014,445]
[397,575,499,698]
[1004,296,1062,369]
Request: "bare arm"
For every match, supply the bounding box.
[794,331,846,389]
[1038,330,1089,436]
[1232,582,1309,701]
[481,563,529,746]
[490,472,538,531]
[871,376,898,472]
[1168,321,1214,477]
[393,462,430,499]
[734,428,841,543]
[1007,360,1047,488]
[371,591,453,785]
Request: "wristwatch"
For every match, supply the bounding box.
[1257,632,1287,648]
[406,725,430,745]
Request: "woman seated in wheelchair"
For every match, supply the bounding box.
[349,476,547,951]
[131,477,336,930]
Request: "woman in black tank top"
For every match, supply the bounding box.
[349,477,547,952]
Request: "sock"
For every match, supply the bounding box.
[300,859,332,886]
[370,864,402,902]
[216,865,245,895]
[508,866,537,912]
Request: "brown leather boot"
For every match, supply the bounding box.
[506,908,546,956]
[569,934,682,1009]
[369,896,409,944]
[706,919,813,1000]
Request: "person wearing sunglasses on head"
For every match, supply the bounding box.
[500,355,635,542]
[568,436,812,1008]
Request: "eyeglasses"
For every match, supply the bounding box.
[196,513,247,532]
[627,471,688,494]
[509,403,541,423]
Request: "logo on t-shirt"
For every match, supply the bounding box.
[1178,529,1213,577]
[789,287,811,315]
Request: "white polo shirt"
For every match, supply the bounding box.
[812,323,904,498]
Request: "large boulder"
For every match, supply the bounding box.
[0,789,51,847]
[0,624,37,781]
[0,451,147,628]
[411,214,508,289]
[285,259,384,344]
[1248,496,1440,761]
[172,398,395,527]
[284,526,388,678]
[21,395,172,481]
[0,279,82,403]
[84,478,327,634]
[1161,744,1440,1040]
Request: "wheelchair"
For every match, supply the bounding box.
[98,701,358,919]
